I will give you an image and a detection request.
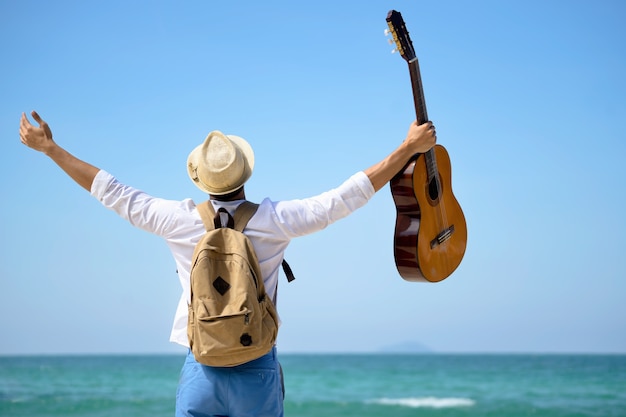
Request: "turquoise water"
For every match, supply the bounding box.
[1,354,624,416]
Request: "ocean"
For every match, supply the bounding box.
[0,353,624,416]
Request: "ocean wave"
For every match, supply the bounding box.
[368,397,476,408]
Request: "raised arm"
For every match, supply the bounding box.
[364,120,436,192]
[19,111,100,192]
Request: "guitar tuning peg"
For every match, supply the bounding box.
[387,39,395,45]
[391,48,398,54]
[384,28,390,36]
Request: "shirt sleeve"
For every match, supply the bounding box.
[269,171,375,238]
[90,170,197,237]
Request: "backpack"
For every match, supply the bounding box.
[187,201,291,367]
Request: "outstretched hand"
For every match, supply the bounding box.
[20,111,55,153]
[18,110,100,191]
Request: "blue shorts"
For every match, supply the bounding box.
[175,347,284,417]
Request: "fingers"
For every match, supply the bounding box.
[20,112,30,128]
[31,110,43,125]
[19,111,41,146]
[417,121,436,140]
[23,110,53,140]
[428,121,437,140]
[421,121,437,151]
[19,112,31,140]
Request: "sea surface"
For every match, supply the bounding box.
[0,353,624,416]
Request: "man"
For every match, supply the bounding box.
[19,110,436,416]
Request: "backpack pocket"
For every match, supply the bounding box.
[190,296,275,366]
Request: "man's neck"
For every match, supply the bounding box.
[210,187,246,202]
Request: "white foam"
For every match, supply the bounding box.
[369,397,476,408]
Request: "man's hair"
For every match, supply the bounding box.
[211,186,244,202]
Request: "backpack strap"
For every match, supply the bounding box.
[234,202,295,282]
[196,200,296,282]
[233,201,259,232]
[281,259,296,283]
[196,201,216,231]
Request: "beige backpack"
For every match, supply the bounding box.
[187,201,279,367]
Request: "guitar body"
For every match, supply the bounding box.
[387,10,467,282]
[391,145,466,282]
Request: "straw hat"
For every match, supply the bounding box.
[187,130,255,195]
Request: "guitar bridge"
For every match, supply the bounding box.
[430,225,455,249]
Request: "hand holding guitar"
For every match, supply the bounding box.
[404,120,437,154]
[363,120,436,193]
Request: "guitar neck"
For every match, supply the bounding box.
[407,58,438,182]
[386,8,437,180]
[407,58,428,125]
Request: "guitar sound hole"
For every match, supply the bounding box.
[428,176,440,201]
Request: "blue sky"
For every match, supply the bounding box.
[1,0,624,355]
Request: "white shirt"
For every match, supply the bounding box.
[91,170,375,348]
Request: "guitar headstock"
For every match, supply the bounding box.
[385,10,416,62]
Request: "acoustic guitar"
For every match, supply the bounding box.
[386,10,467,282]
